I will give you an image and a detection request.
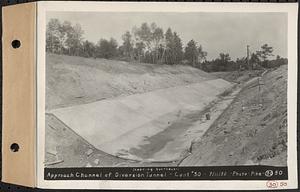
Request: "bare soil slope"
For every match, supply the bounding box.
[46,53,213,110]
[180,65,287,166]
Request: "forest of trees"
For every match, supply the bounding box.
[46,18,287,72]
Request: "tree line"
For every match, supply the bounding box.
[201,44,287,72]
[46,18,287,72]
[46,19,207,65]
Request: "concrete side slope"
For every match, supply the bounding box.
[50,78,233,160]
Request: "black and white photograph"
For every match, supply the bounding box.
[36,1,298,190]
[45,10,288,167]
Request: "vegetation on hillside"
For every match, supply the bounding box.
[46,18,287,72]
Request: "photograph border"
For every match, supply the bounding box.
[36,1,298,190]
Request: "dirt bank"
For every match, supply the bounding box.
[180,65,287,166]
[46,54,214,110]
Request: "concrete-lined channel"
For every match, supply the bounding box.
[48,78,233,162]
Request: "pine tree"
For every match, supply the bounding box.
[184,40,199,67]
[173,32,183,64]
[151,26,164,63]
[164,28,174,64]
[96,38,118,59]
[256,44,274,68]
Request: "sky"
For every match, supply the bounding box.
[47,12,287,60]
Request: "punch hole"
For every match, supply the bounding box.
[11,40,21,49]
[10,143,19,152]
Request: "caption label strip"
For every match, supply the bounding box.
[45,166,287,180]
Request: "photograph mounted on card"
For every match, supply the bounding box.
[36,1,298,190]
[2,1,297,190]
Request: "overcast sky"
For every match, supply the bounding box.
[47,12,287,60]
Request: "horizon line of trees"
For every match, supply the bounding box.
[46,18,287,72]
